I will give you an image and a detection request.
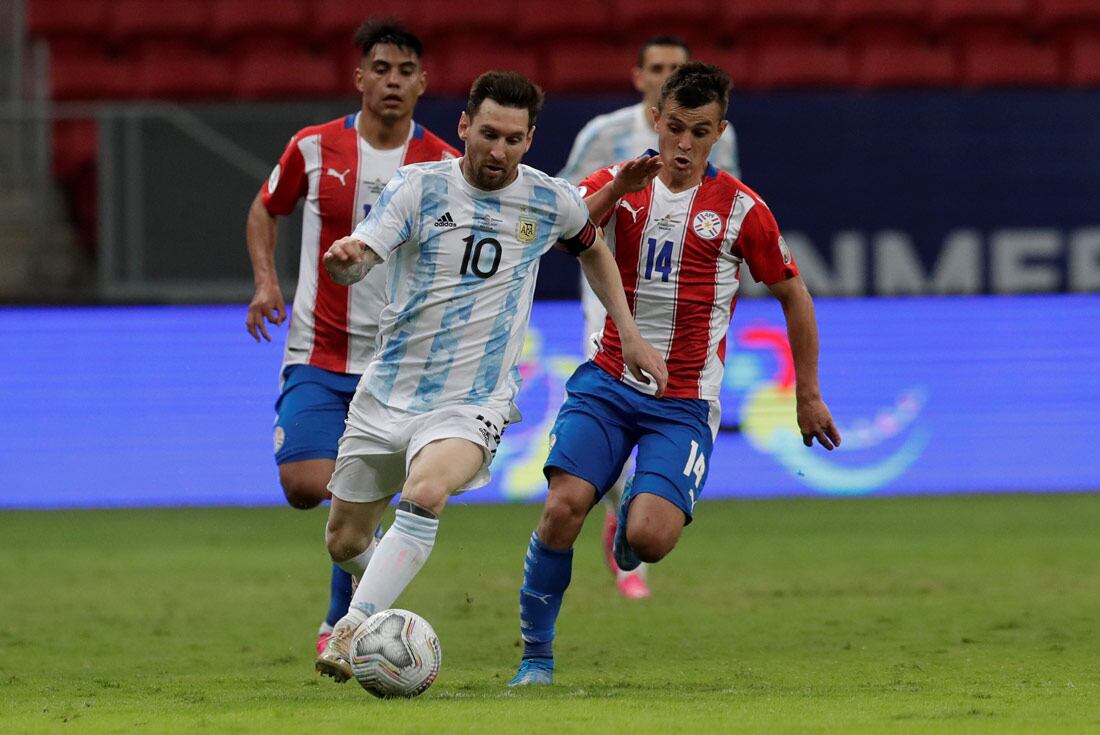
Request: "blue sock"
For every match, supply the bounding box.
[519,531,573,660]
[324,564,354,628]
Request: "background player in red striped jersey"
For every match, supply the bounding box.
[243,20,458,656]
[511,62,842,686]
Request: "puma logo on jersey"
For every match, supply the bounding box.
[325,168,350,186]
[618,200,644,223]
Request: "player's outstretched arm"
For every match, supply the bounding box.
[245,192,287,342]
[768,276,842,450]
[578,238,668,397]
[323,237,382,286]
[583,155,662,224]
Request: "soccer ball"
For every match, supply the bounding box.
[350,609,442,698]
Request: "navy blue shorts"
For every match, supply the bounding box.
[545,361,716,522]
[273,364,361,465]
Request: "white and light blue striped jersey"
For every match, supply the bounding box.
[557,102,740,185]
[351,157,590,415]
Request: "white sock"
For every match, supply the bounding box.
[348,507,438,617]
[335,538,377,578]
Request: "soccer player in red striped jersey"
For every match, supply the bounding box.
[243,20,458,656]
[511,63,841,686]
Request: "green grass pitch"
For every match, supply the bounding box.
[2,494,1098,734]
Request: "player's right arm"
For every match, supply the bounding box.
[245,135,308,342]
[582,155,662,224]
[245,192,285,342]
[322,238,383,285]
[323,166,419,287]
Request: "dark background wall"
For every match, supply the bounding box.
[112,90,1100,300]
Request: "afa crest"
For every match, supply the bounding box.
[516,217,539,243]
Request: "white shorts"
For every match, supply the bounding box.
[327,389,508,504]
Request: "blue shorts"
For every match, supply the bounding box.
[545,361,715,523]
[273,364,361,465]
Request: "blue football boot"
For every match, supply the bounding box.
[508,657,554,687]
[613,478,642,572]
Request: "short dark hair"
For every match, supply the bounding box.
[659,61,731,117]
[466,71,544,128]
[354,18,423,60]
[637,35,690,68]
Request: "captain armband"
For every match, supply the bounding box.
[556,220,597,257]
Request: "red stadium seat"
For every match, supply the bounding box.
[750,39,853,89]
[516,2,612,41]
[700,45,753,90]
[829,0,930,30]
[959,32,1063,86]
[612,0,719,45]
[854,39,957,88]
[432,40,541,95]
[27,0,109,39]
[49,48,138,101]
[133,46,235,100]
[234,50,341,99]
[929,0,1033,30]
[109,0,210,44]
[1065,29,1100,85]
[721,0,827,37]
[1035,0,1100,28]
[417,0,519,40]
[544,42,636,92]
[51,120,98,182]
[312,0,422,45]
[209,0,308,43]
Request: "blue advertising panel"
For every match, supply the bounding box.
[1,296,1097,509]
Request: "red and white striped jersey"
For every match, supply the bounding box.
[580,158,799,400]
[261,113,458,375]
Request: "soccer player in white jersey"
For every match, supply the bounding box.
[244,20,458,655]
[510,63,842,686]
[313,71,668,684]
[559,35,741,599]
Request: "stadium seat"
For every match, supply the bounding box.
[134,47,236,100]
[516,2,612,41]
[750,39,853,89]
[432,40,541,95]
[929,0,1033,30]
[612,0,719,45]
[312,0,421,45]
[1034,0,1100,28]
[209,0,308,43]
[27,0,109,40]
[701,45,753,90]
[959,32,1063,86]
[544,42,636,92]
[721,0,827,37]
[49,49,138,101]
[1065,29,1100,85]
[854,39,958,88]
[417,0,520,39]
[51,120,97,182]
[108,0,210,45]
[829,0,930,30]
[234,50,341,99]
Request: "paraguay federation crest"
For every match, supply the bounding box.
[692,210,723,240]
[517,216,539,243]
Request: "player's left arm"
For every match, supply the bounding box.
[576,235,668,397]
[768,276,841,450]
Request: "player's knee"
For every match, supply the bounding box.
[401,478,449,515]
[325,519,359,562]
[626,519,680,563]
[278,467,329,510]
[538,491,590,548]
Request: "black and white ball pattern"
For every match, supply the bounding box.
[350,609,442,698]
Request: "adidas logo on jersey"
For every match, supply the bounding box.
[433,212,456,228]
